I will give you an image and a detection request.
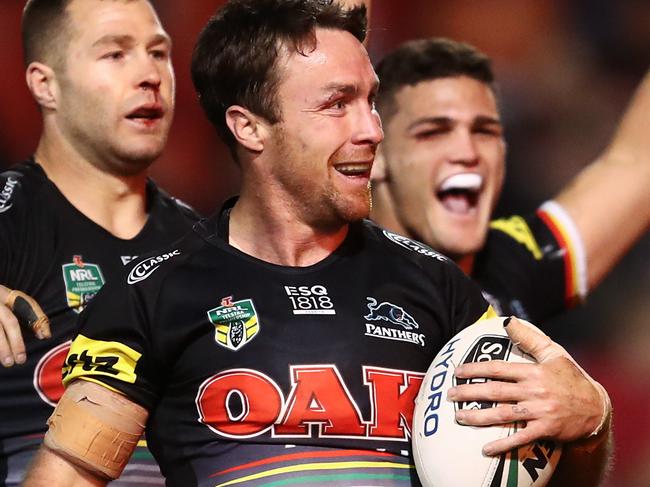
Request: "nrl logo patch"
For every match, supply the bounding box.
[62,255,105,313]
[207,296,260,351]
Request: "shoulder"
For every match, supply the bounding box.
[0,161,48,221]
[147,179,203,223]
[361,219,450,266]
[124,230,207,290]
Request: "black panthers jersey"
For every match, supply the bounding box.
[65,202,493,487]
[0,160,199,486]
[473,201,587,323]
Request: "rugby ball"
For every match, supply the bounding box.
[412,317,562,487]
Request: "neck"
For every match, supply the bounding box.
[370,181,409,236]
[34,133,149,239]
[372,182,476,275]
[229,184,348,267]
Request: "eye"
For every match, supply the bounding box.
[103,51,124,61]
[332,100,347,110]
[414,128,446,140]
[151,49,169,60]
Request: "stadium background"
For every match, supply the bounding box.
[0,1,648,485]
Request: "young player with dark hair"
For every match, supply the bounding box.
[371,38,650,323]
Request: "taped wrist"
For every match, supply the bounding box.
[44,380,148,480]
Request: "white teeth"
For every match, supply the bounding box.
[439,173,483,192]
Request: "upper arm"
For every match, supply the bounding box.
[37,380,148,482]
[553,72,650,290]
[23,443,108,487]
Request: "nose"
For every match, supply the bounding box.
[352,104,384,146]
[137,53,162,92]
[448,129,479,166]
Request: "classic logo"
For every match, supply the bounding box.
[454,335,512,411]
[0,177,18,214]
[364,297,425,346]
[207,296,260,351]
[127,249,180,284]
[62,255,105,313]
[382,230,446,262]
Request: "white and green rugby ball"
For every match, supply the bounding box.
[412,317,562,487]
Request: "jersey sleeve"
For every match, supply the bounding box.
[473,201,586,323]
[0,171,28,283]
[62,275,162,411]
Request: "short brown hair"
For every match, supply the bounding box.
[22,0,144,69]
[375,38,496,126]
[22,0,75,68]
[191,0,368,158]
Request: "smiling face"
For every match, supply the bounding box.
[51,0,174,175]
[261,28,384,230]
[375,76,506,260]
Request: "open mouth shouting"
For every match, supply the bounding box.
[436,173,483,215]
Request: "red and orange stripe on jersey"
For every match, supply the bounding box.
[537,201,587,308]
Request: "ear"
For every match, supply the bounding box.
[25,62,58,110]
[371,145,388,182]
[225,105,267,153]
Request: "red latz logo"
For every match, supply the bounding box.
[196,365,424,441]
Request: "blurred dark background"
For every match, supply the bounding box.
[1,1,648,485]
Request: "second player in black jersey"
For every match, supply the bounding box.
[0,161,198,484]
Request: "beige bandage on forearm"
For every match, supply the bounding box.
[44,380,148,480]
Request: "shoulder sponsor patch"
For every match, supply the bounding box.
[62,334,141,386]
[0,176,19,214]
[382,230,446,262]
[127,249,181,284]
[208,296,260,351]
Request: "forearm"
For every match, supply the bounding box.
[23,446,107,487]
[554,71,650,289]
[549,415,613,487]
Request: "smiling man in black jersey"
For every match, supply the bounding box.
[25,1,610,486]
[0,0,199,485]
